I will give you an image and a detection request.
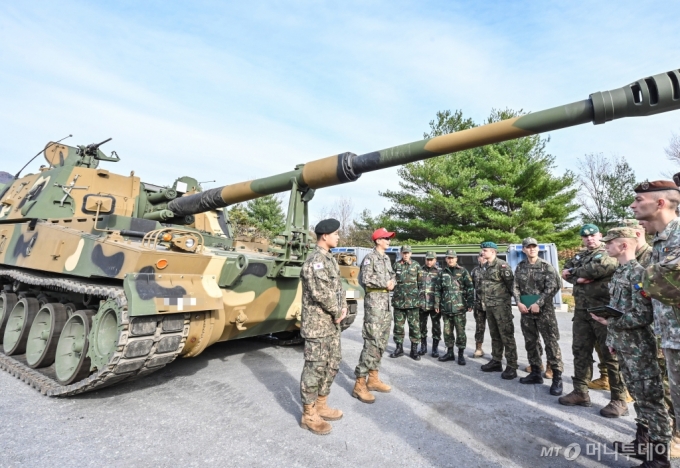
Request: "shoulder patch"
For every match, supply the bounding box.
[313,262,324,270]
[363,259,371,266]
[593,254,602,259]
[504,271,511,276]
[501,264,507,268]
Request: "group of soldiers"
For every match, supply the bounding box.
[297,178,680,468]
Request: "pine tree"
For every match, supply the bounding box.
[245,194,285,237]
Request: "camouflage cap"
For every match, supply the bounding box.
[620,219,644,230]
[425,251,436,259]
[602,227,637,242]
[580,224,599,236]
[401,245,412,253]
[445,249,457,257]
[522,237,538,247]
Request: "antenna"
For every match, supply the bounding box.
[14,134,72,179]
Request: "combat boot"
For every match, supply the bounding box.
[544,366,553,380]
[524,363,545,374]
[480,360,503,372]
[315,395,343,421]
[670,433,680,459]
[300,403,332,435]
[409,341,421,361]
[634,441,671,468]
[588,373,610,391]
[457,348,466,366]
[519,364,544,384]
[501,366,517,380]
[352,377,375,404]
[549,369,563,396]
[389,343,404,358]
[473,342,484,358]
[367,369,391,393]
[418,338,427,356]
[438,347,455,362]
[431,339,440,358]
[613,423,649,459]
[558,390,592,407]
[600,399,629,418]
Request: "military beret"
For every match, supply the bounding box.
[480,241,497,250]
[579,224,599,236]
[425,251,436,259]
[401,245,412,253]
[602,227,637,242]
[314,218,340,235]
[633,180,680,193]
[445,249,457,257]
[521,237,538,248]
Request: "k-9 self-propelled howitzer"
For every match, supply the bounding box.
[0,68,678,397]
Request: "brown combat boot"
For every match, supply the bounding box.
[524,363,545,373]
[588,374,610,391]
[352,376,375,404]
[300,403,332,435]
[670,433,680,459]
[600,399,629,418]
[544,366,553,380]
[472,342,484,358]
[316,395,343,421]
[367,369,391,393]
[558,390,592,407]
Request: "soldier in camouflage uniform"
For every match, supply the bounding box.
[471,252,487,358]
[389,245,422,361]
[419,251,442,357]
[436,249,473,365]
[559,224,627,418]
[632,179,680,461]
[513,237,564,395]
[591,227,671,466]
[478,241,518,380]
[352,228,396,404]
[299,219,347,435]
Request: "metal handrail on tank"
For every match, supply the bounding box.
[141,227,205,252]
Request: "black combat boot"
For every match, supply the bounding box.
[480,360,503,372]
[418,338,427,356]
[549,369,563,395]
[438,347,455,362]
[389,343,404,358]
[457,348,466,366]
[635,441,671,467]
[431,339,440,358]
[614,424,650,459]
[409,342,421,361]
[519,364,544,384]
[501,366,517,380]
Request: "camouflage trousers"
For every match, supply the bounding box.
[520,309,564,372]
[473,306,486,343]
[594,341,609,377]
[619,360,671,444]
[442,313,466,349]
[486,303,518,368]
[663,348,680,433]
[419,309,441,341]
[393,307,420,344]
[300,333,341,405]
[355,307,391,378]
[654,337,676,429]
[571,310,625,399]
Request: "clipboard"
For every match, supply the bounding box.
[520,295,541,307]
[587,306,624,320]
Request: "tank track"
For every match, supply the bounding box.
[0,267,190,396]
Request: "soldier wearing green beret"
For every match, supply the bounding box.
[559,224,627,418]
[389,245,422,361]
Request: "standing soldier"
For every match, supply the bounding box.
[559,224,627,418]
[299,219,347,435]
[471,252,487,358]
[419,251,442,357]
[353,228,396,404]
[592,227,671,466]
[512,237,564,395]
[621,219,653,267]
[436,249,474,365]
[389,245,422,361]
[478,241,518,380]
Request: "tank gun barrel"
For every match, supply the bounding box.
[168,68,680,217]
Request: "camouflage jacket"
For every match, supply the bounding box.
[300,246,347,339]
[471,265,483,309]
[564,245,617,312]
[420,265,441,311]
[650,217,680,349]
[512,258,560,312]
[359,248,395,311]
[392,259,422,309]
[436,265,473,314]
[605,260,660,379]
[636,242,653,268]
[479,258,514,308]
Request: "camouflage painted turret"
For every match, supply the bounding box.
[0,68,679,396]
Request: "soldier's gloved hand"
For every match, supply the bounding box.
[518,303,529,314]
[529,303,540,314]
[335,308,348,324]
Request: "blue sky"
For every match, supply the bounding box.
[1,1,679,223]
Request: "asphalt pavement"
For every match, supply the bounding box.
[1,304,677,468]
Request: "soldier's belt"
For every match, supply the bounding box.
[365,288,389,293]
